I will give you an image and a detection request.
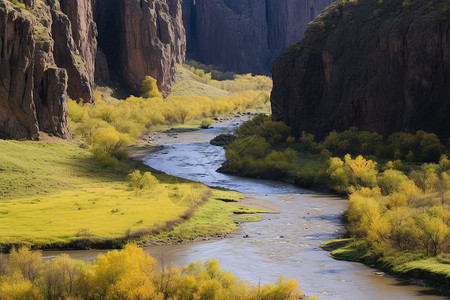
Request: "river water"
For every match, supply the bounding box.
[44,117,447,299]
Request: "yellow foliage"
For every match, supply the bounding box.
[327,155,378,193]
[91,244,159,299]
[0,245,309,300]
[141,76,162,99]
[0,275,39,300]
[8,247,42,282]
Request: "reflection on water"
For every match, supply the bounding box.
[44,119,448,300]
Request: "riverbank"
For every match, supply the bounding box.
[215,116,450,294]
[322,238,450,293]
[38,118,448,299]
[0,127,273,251]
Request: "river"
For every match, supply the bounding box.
[44,117,447,299]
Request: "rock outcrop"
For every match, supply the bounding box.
[95,0,185,96]
[271,0,450,140]
[54,0,97,102]
[0,1,70,139]
[183,0,332,74]
[1,0,186,139]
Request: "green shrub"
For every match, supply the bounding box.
[127,170,159,193]
[377,169,411,195]
[210,134,236,146]
[200,118,213,129]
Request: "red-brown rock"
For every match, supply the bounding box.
[95,0,185,96]
[0,1,70,140]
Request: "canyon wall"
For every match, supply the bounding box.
[0,0,186,139]
[271,0,450,140]
[0,1,70,139]
[183,0,332,74]
[95,0,185,96]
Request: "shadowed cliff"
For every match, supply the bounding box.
[183,0,333,74]
[271,0,450,140]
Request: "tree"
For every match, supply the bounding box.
[8,247,42,282]
[127,170,159,194]
[415,213,448,256]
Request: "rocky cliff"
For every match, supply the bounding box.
[183,0,332,74]
[1,0,186,139]
[271,0,450,140]
[95,0,185,96]
[0,1,71,139]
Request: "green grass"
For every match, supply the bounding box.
[322,238,450,289]
[170,67,230,97]
[0,138,276,251]
[0,138,211,250]
[145,190,276,242]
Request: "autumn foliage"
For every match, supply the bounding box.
[69,72,270,169]
[0,245,310,300]
[220,116,450,259]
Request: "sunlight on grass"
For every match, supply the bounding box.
[146,190,276,241]
[0,139,209,249]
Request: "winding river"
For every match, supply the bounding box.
[45,117,448,299]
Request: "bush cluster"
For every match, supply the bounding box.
[219,116,450,258]
[320,127,446,162]
[0,245,312,300]
[69,74,270,169]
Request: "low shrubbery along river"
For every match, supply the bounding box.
[45,118,446,299]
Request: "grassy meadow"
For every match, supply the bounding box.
[0,138,211,250]
[0,64,274,251]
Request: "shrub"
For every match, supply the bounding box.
[227,136,270,160]
[140,76,162,99]
[200,118,213,129]
[321,127,383,157]
[295,167,317,187]
[127,170,159,193]
[326,155,378,194]
[210,134,236,146]
[377,169,411,195]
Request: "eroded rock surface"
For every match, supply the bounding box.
[0,1,70,139]
[1,0,187,139]
[95,0,185,96]
[271,0,450,139]
[183,0,332,74]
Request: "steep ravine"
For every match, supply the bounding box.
[183,0,333,74]
[94,0,185,96]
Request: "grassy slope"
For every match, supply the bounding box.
[0,135,274,251]
[170,67,230,97]
[322,238,450,290]
[0,138,205,249]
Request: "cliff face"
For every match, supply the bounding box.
[1,0,186,139]
[0,1,70,139]
[183,0,332,74]
[95,0,185,96]
[271,0,450,140]
[55,0,97,102]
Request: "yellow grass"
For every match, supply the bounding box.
[0,138,209,249]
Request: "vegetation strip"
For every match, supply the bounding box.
[218,115,450,291]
